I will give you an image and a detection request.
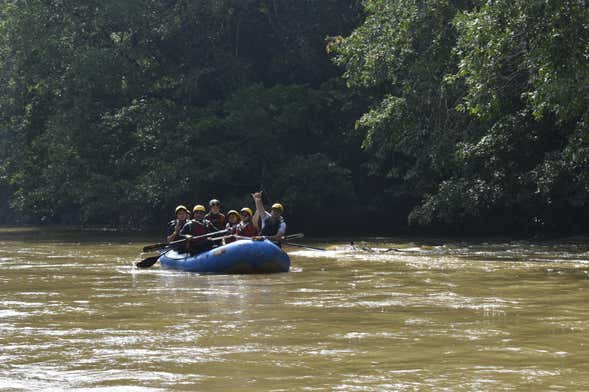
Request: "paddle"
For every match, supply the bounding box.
[136,229,229,268]
[142,237,188,253]
[285,233,304,240]
[142,229,229,252]
[136,254,161,269]
[283,241,326,251]
[207,232,305,242]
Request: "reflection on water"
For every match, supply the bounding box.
[0,230,588,390]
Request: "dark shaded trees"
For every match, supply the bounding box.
[0,0,364,231]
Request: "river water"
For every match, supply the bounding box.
[0,228,588,391]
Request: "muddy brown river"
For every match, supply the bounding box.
[1,228,588,390]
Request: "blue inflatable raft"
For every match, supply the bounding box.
[158,239,290,274]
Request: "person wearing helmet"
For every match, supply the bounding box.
[224,210,241,244]
[251,191,286,244]
[165,205,190,243]
[205,198,226,231]
[181,204,214,254]
[225,210,241,232]
[236,207,259,237]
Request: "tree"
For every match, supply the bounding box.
[335,0,589,233]
[332,0,474,226]
[413,0,589,232]
[0,0,364,233]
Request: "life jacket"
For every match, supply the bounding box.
[237,221,258,237]
[261,216,285,237]
[225,222,239,234]
[174,219,188,228]
[205,212,226,231]
[224,222,239,244]
[182,219,211,243]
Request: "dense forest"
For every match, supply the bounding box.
[1,0,588,235]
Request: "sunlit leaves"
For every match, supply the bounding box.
[335,0,589,232]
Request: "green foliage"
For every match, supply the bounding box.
[437,0,589,231]
[0,0,363,231]
[333,0,472,218]
[3,0,589,234]
[455,0,589,122]
[334,0,589,233]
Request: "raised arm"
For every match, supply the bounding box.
[252,210,261,231]
[251,191,266,216]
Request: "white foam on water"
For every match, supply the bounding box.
[0,309,29,318]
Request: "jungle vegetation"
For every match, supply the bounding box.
[1,0,588,235]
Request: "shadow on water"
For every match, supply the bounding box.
[0,226,156,244]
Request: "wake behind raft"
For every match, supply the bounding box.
[156,239,290,274]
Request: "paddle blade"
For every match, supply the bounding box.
[136,255,160,268]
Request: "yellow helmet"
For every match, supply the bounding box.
[193,204,206,213]
[227,209,239,218]
[175,205,189,214]
[271,203,284,213]
[240,207,253,216]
